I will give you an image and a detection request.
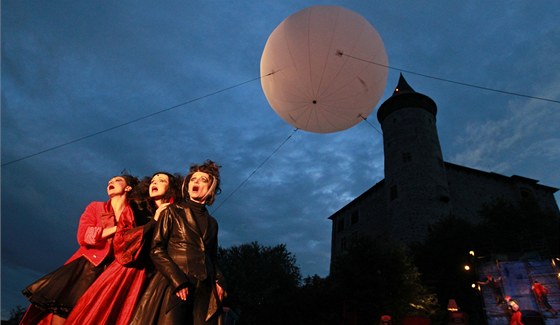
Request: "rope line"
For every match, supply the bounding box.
[211,128,299,215]
[343,53,560,104]
[1,76,262,167]
[358,114,383,135]
[4,60,558,168]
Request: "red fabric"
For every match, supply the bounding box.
[113,219,143,266]
[509,310,523,325]
[65,261,146,325]
[65,206,148,325]
[66,201,117,267]
[532,282,548,297]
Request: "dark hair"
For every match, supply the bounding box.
[115,174,139,191]
[129,172,182,216]
[150,171,182,203]
[182,160,222,205]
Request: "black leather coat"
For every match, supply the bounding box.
[130,202,224,325]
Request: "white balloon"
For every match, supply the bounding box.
[260,5,388,133]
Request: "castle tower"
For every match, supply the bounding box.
[376,74,451,243]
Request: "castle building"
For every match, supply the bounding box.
[329,75,559,259]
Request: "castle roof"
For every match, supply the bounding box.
[376,73,437,123]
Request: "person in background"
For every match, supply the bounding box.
[478,274,504,305]
[531,280,558,316]
[379,315,392,324]
[20,174,138,325]
[131,160,226,325]
[65,172,182,325]
[505,296,524,325]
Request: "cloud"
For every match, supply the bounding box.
[3,0,559,318]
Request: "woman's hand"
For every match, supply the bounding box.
[153,203,170,221]
[176,287,189,301]
[216,282,225,301]
[101,225,117,238]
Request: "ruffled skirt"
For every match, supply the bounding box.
[22,256,108,317]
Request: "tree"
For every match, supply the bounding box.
[411,216,484,324]
[2,305,26,325]
[329,236,438,324]
[218,242,301,325]
[477,197,560,256]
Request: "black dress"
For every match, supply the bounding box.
[22,256,110,318]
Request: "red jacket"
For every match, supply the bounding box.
[66,200,133,266]
[532,282,548,297]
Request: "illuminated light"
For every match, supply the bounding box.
[464,265,471,271]
[471,283,476,289]
[469,250,475,256]
[447,299,459,311]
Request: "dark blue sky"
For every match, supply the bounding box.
[2,1,559,318]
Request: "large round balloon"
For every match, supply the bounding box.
[260,5,388,133]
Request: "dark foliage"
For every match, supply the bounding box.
[218,242,302,325]
[2,305,25,325]
[328,236,438,324]
[477,197,559,256]
[411,216,485,324]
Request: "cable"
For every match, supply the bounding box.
[358,114,383,135]
[1,76,262,167]
[211,128,299,215]
[342,53,560,104]
[4,61,557,168]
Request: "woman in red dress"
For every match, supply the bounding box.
[64,172,182,325]
[20,174,138,325]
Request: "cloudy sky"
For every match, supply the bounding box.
[2,1,559,318]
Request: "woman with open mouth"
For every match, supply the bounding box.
[20,174,139,325]
[65,171,182,325]
[131,160,226,325]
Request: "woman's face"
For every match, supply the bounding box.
[107,176,130,197]
[188,171,212,203]
[150,173,170,198]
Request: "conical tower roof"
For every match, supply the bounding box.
[377,74,437,123]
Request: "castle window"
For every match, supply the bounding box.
[341,237,347,251]
[351,211,359,224]
[402,152,412,163]
[390,185,398,200]
[337,217,345,232]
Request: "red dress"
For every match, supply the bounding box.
[64,204,155,325]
